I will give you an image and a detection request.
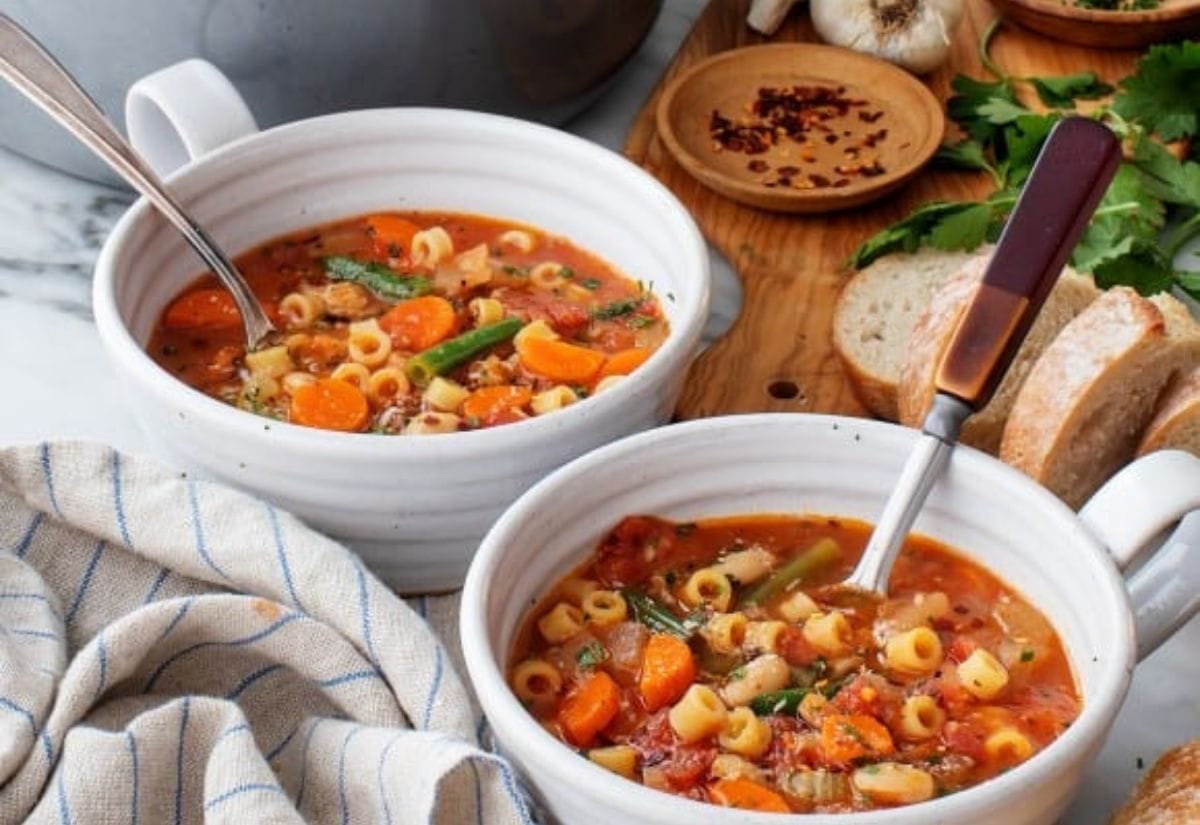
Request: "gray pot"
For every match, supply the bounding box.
[0,0,661,185]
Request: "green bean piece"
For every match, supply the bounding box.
[622,589,701,640]
[749,688,809,717]
[323,256,431,300]
[405,318,522,385]
[742,537,841,606]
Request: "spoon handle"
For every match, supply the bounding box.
[849,117,1121,596]
[936,116,1122,408]
[0,14,273,349]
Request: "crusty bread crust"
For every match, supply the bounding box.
[833,249,983,421]
[1111,739,1200,825]
[1137,365,1200,457]
[898,265,1098,454]
[999,287,1177,509]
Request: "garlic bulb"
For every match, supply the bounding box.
[810,0,965,75]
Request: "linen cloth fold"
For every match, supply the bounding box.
[0,441,535,824]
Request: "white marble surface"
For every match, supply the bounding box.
[0,1,1193,822]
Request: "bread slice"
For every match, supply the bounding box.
[1137,365,1200,457]
[833,248,985,420]
[897,260,1099,454]
[999,287,1198,509]
[1111,739,1200,825]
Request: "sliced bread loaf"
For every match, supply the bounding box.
[833,248,985,420]
[999,287,1197,509]
[1138,364,1200,458]
[897,261,1099,454]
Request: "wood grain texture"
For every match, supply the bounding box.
[624,0,1144,421]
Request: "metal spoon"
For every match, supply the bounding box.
[842,116,1123,596]
[0,14,274,349]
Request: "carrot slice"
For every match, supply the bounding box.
[460,385,532,425]
[517,337,605,384]
[708,778,791,812]
[820,714,895,764]
[639,633,696,712]
[289,378,370,432]
[557,671,621,747]
[367,213,420,258]
[598,347,652,380]
[163,288,241,331]
[379,296,458,351]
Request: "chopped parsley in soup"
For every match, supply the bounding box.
[510,514,1080,814]
[149,212,667,434]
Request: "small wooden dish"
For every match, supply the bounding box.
[655,43,944,214]
[991,0,1200,49]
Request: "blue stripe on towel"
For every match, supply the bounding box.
[158,598,193,641]
[319,669,380,689]
[265,724,299,762]
[266,505,305,611]
[423,647,444,730]
[187,482,229,580]
[226,664,283,699]
[40,443,62,517]
[496,760,536,825]
[94,633,108,700]
[14,512,43,558]
[174,697,190,825]
[0,695,36,733]
[376,730,406,825]
[204,783,284,811]
[337,727,362,825]
[213,722,252,745]
[355,564,378,667]
[65,540,105,625]
[111,451,133,547]
[143,568,171,604]
[41,730,54,761]
[144,612,304,693]
[56,766,73,825]
[126,730,140,825]
[295,719,322,813]
[5,627,58,640]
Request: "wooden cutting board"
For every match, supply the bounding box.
[625,0,1143,420]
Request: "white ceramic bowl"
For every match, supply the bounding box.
[461,414,1200,824]
[92,63,710,592]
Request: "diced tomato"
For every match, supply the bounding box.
[947,635,979,663]
[493,287,590,337]
[593,516,678,587]
[629,710,717,792]
[943,720,986,763]
[777,626,820,667]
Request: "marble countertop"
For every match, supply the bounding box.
[0,1,1194,821]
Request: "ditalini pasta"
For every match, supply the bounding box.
[508,514,1080,814]
[149,211,667,433]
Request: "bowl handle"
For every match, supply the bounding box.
[1078,449,1200,660]
[124,59,258,178]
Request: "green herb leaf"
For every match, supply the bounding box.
[927,202,995,251]
[576,641,608,670]
[1114,41,1200,142]
[323,256,431,300]
[935,139,998,180]
[1020,649,1036,663]
[946,75,1019,142]
[1131,135,1200,208]
[558,266,575,280]
[580,277,602,290]
[1029,72,1114,108]
[1092,238,1176,296]
[592,299,643,320]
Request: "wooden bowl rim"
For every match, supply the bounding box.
[655,43,946,211]
[993,0,1200,25]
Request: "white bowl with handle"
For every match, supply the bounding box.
[91,60,710,592]
[460,413,1200,824]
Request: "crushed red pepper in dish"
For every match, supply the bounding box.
[709,85,893,190]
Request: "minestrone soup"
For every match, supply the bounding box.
[148,212,667,434]
[510,514,1080,814]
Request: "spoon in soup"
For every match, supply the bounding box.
[841,116,1122,597]
[0,14,274,349]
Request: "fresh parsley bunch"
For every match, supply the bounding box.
[851,24,1200,301]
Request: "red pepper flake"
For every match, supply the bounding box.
[708,85,891,187]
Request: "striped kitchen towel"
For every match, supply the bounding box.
[0,442,536,824]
